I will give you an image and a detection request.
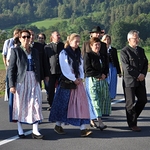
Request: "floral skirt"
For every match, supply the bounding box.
[11,71,43,124]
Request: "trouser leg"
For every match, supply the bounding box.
[135,84,147,118]
[124,87,137,127]
[48,74,60,106]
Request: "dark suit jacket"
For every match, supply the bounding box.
[83,51,108,78]
[81,40,109,74]
[44,42,64,75]
[8,46,41,88]
[32,42,49,80]
[120,45,148,87]
[108,47,121,74]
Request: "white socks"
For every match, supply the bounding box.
[17,122,41,135]
[56,121,62,126]
[80,124,86,130]
[56,122,86,130]
[32,123,41,135]
[17,122,24,135]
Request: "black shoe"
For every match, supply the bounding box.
[99,125,107,131]
[32,133,44,139]
[47,106,51,111]
[81,129,92,137]
[130,126,141,132]
[90,123,98,128]
[18,134,26,138]
[54,125,66,134]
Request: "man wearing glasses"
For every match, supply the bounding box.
[29,30,49,87]
[120,30,148,132]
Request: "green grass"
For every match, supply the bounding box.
[30,18,69,29]
[0,54,5,70]
[145,50,150,63]
[0,91,5,98]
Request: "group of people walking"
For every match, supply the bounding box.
[2,26,148,139]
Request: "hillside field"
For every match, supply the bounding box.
[30,18,69,29]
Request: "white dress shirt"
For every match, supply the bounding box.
[59,50,84,81]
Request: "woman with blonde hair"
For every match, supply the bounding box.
[49,33,92,137]
[101,34,121,100]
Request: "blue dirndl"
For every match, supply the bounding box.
[49,85,90,126]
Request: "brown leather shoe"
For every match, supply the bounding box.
[130,126,141,132]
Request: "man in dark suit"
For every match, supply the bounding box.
[81,26,109,74]
[44,31,64,110]
[120,30,148,132]
[29,30,49,87]
[37,33,50,99]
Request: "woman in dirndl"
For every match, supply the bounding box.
[49,33,92,137]
[8,29,44,139]
[83,37,111,130]
[101,34,121,100]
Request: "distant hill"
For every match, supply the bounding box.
[0,0,150,29]
[1,0,150,49]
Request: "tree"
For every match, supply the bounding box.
[126,4,133,16]
[58,4,71,19]
[36,1,51,18]
[0,30,7,50]
[110,21,131,49]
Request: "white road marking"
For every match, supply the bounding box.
[111,98,125,105]
[0,130,32,146]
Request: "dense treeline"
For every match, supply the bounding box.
[1,0,150,28]
[1,0,150,49]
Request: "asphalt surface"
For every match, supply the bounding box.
[0,73,150,150]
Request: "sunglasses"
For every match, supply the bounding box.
[22,36,30,39]
[38,37,44,39]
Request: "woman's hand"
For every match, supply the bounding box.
[10,87,16,94]
[74,78,81,85]
[78,78,83,82]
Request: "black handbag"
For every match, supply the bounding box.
[59,75,77,89]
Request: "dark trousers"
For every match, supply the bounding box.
[124,84,147,127]
[47,74,60,106]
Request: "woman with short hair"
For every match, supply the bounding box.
[84,37,111,130]
[8,29,43,139]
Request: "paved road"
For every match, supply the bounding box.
[0,73,150,150]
